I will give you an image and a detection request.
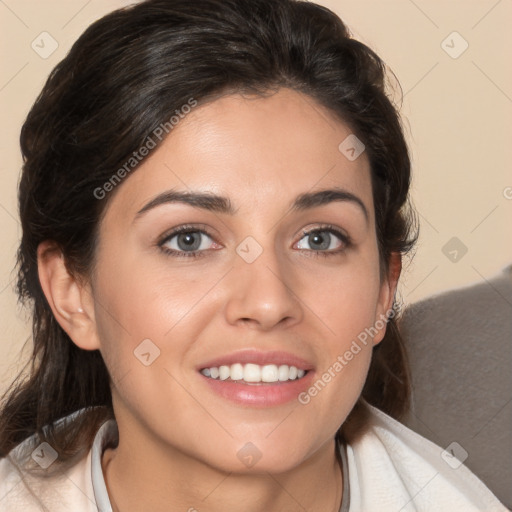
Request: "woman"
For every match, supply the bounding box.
[0,0,506,510]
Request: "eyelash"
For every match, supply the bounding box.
[157,224,351,259]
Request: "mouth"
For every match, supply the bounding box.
[197,350,315,407]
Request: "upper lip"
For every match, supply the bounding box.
[197,349,315,371]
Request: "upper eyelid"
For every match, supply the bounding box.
[158,224,215,244]
[300,225,349,239]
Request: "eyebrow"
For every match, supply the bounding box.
[135,187,369,222]
[292,188,368,221]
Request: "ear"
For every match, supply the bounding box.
[37,240,101,351]
[372,252,402,346]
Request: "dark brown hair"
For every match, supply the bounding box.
[1,0,417,466]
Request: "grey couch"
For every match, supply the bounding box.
[401,265,512,508]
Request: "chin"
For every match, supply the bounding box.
[195,435,319,475]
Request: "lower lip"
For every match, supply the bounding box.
[199,372,315,407]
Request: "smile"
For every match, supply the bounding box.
[200,363,307,383]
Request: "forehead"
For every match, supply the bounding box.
[103,88,373,221]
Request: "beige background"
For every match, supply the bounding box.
[1,0,511,394]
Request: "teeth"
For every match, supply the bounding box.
[200,363,307,383]
[219,365,230,380]
[278,364,289,381]
[244,363,261,382]
[231,363,244,380]
[261,364,279,383]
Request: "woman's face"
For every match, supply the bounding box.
[86,88,395,473]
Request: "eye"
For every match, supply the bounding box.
[159,226,219,258]
[295,226,350,255]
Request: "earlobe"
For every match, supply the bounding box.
[373,252,402,346]
[37,241,100,351]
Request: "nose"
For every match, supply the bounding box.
[223,244,304,331]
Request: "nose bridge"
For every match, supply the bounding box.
[224,234,303,329]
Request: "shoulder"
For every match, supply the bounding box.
[343,402,508,512]
[0,414,104,512]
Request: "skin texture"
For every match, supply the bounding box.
[38,88,399,512]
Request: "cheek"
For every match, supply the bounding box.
[91,254,226,393]
[94,251,220,339]
[306,250,382,345]
[91,268,205,438]
[297,251,382,420]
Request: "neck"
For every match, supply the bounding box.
[102,429,343,512]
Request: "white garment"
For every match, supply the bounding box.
[0,402,507,511]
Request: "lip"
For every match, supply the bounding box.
[196,349,315,407]
[196,349,315,372]
[199,370,315,407]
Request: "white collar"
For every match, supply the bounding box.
[91,419,117,512]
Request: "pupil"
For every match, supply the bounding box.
[178,233,200,251]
